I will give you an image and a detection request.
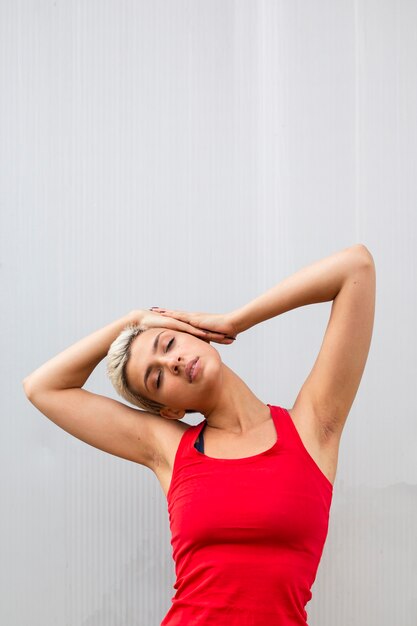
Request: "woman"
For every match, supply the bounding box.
[23,244,376,625]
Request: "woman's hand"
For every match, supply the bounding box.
[130,309,235,345]
[147,307,238,343]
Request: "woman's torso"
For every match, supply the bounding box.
[159,404,335,626]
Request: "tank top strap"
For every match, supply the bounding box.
[177,420,204,460]
[268,404,300,449]
[269,403,334,492]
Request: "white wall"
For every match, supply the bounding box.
[2,1,416,624]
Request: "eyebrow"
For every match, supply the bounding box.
[144,331,164,392]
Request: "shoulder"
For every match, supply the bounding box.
[151,417,195,473]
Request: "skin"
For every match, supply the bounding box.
[125,327,271,435]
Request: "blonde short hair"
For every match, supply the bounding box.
[106,321,197,415]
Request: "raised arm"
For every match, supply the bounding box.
[136,245,375,445]
[22,310,230,468]
[231,243,376,441]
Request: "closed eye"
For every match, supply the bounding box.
[156,337,175,389]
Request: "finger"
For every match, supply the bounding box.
[153,309,189,322]
[160,311,206,330]
[151,307,182,314]
[154,312,234,340]
[183,323,229,342]
[201,335,234,345]
[165,318,211,339]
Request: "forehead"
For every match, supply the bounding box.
[127,328,161,392]
[133,327,159,353]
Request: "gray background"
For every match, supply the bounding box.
[2,1,416,624]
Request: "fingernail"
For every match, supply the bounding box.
[225,336,236,341]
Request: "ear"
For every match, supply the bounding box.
[159,406,186,420]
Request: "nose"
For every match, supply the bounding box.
[161,354,182,376]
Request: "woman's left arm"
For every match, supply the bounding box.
[231,243,376,439]
[152,244,375,440]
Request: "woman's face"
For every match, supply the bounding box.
[125,327,223,418]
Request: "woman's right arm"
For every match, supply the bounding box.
[22,311,164,468]
[23,309,229,393]
[22,310,228,469]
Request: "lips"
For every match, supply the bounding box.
[185,357,199,382]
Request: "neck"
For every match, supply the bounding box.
[202,364,271,435]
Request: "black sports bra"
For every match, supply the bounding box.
[194,420,207,453]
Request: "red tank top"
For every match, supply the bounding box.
[161,404,333,626]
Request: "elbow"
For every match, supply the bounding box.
[352,244,375,268]
[22,378,34,398]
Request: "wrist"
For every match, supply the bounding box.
[228,308,253,335]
